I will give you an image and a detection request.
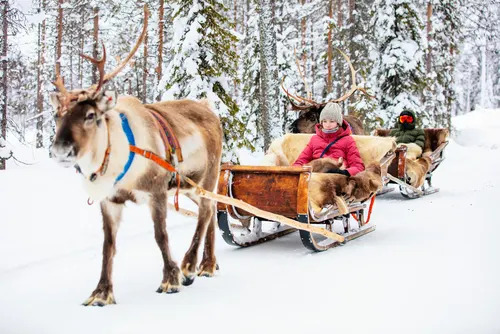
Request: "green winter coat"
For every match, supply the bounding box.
[390,125,425,149]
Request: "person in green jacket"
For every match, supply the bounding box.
[390,110,425,159]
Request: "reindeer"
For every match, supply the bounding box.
[49,6,223,306]
[283,50,370,135]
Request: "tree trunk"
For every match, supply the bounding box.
[300,0,308,98]
[156,0,164,101]
[326,0,333,94]
[1,0,8,170]
[259,0,281,151]
[78,11,84,87]
[36,0,46,148]
[142,28,148,103]
[92,7,99,84]
[55,0,63,78]
[426,2,432,73]
[336,0,343,101]
[233,0,238,99]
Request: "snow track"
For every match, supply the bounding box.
[1,110,499,333]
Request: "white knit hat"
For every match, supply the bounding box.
[319,102,343,124]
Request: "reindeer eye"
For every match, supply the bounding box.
[85,112,96,121]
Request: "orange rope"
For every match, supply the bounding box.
[351,195,376,225]
[129,145,180,211]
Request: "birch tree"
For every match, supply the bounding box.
[258,0,281,150]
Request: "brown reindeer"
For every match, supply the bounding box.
[49,7,223,306]
[283,50,370,135]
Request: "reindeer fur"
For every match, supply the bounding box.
[261,133,396,167]
[397,143,422,160]
[406,155,432,188]
[51,95,223,305]
[345,163,383,202]
[260,134,395,213]
[305,157,344,173]
[308,173,350,215]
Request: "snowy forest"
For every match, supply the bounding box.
[0,0,499,169]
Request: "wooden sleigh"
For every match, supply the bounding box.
[216,151,395,252]
[375,128,449,199]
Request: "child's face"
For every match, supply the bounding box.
[321,119,338,130]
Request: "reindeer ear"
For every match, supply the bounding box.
[338,157,343,165]
[49,93,61,110]
[95,91,117,112]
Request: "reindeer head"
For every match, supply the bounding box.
[288,105,323,133]
[50,6,149,168]
[282,49,373,134]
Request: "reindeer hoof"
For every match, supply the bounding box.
[182,274,195,286]
[156,281,181,294]
[82,292,116,306]
[198,261,219,277]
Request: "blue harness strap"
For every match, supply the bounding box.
[115,113,136,183]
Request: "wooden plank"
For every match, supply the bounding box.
[222,165,312,174]
[230,172,301,217]
[216,169,230,211]
[396,146,407,178]
[296,172,310,216]
[193,186,344,243]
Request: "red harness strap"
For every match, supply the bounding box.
[148,108,184,163]
[351,195,376,225]
[129,145,181,211]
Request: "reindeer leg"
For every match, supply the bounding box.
[150,192,182,294]
[198,210,218,277]
[83,200,122,306]
[181,197,214,286]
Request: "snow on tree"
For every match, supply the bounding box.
[257,0,281,150]
[239,0,260,149]
[275,0,303,132]
[162,0,249,160]
[424,0,462,128]
[371,0,428,128]
[455,0,500,113]
[342,0,379,131]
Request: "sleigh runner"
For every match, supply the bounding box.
[215,135,396,252]
[375,128,449,199]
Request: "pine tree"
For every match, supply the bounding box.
[341,0,378,130]
[275,0,302,132]
[163,0,250,160]
[425,0,462,128]
[372,0,428,128]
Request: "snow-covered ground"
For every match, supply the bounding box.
[1,109,499,334]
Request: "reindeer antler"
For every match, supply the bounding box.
[102,5,149,84]
[324,49,374,104]
[52,75,78,115]
[281,49,374,112]
[80,4,150,96]
[293,47,312,100]
[280,77,317,110]
[80,42,107,94]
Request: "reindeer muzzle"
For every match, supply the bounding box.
[51,141,77,167]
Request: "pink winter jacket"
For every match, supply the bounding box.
[292,121,365,176]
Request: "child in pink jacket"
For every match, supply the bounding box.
[292,102,365,176]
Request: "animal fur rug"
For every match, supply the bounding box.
[260,134,396,215]
[375,128,449,188]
